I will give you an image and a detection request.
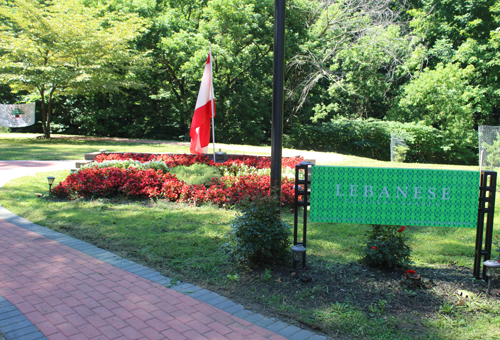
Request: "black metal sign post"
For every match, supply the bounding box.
[293,161,314,267]
[474,170,497,280]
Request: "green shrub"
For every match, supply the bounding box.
[284,118,478,165]
[363,224,412,269]
[393,145,409,162]
[222,197,292,266]
[285,118,391,160]
[169,163,220,185]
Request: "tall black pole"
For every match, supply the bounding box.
[271,0,286,202]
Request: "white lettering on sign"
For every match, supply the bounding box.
[333,184,452,200]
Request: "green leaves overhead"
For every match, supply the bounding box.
[0,0,148,137]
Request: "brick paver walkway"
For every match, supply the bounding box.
[0,215,317,340]
[0,161,328,340]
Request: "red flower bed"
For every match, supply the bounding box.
[53,154,302,207]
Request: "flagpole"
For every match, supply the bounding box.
[209,44,216,162]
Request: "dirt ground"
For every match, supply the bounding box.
[212,257,500,339]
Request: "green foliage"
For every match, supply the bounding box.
[363,224,411,269]
[493,234,500,261]
[222,197,291,266]
[169,163,220,185]
[481,133,500,169]
[393,145,409,163]
[0,0,148,138]
[285,118,478,164]
[391,63,483,157]
[285,118,391,160]
[80,160,169,172]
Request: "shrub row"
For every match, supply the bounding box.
[284,118,478,165]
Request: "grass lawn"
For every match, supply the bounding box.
[0,133,271,160]
[0,134,498,340]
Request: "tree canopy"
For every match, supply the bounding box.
[0,0,148,137]
[1,0,499,164]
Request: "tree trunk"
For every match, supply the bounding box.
[39,87,54,139]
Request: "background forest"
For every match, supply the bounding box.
[1,0,499,165]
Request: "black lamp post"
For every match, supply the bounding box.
[47,176,55,194]
[270,0,286,202]
[291,244,306,277]
[484,260,500,295]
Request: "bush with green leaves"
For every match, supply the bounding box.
[393,145,409,163]
[284,118,477,165]
[169,163,220,185]
[222,197,291,266]
[363,224,412,269]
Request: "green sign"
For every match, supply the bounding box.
[310,166,480,228]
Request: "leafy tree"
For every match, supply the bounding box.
[150,0,312,144]
[0,0,148,138]
[287,0,414,123]
[390,63,482,163]
[405,0,500,126]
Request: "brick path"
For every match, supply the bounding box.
[0,161,328,340]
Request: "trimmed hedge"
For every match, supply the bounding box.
[284,118,478,165]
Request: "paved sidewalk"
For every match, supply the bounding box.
[0,161,329,340]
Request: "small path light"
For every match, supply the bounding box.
[291,244,306,277]
[47,176,55,194]
[70,169,77,174]
[483,260,500,295]
[99,149,107,154]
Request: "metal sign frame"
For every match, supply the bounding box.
[293,165,496,278]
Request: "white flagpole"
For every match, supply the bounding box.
[210,44,216,162]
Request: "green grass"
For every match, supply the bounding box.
[0,170,237,284]
[169,163,221,185]
[0,135,498,340]
[0,134,190,160]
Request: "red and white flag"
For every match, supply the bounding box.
[190,51,215,154]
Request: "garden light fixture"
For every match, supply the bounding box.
[47,176,55,194]
[99,149,107,154]
[291,244,306,277]
[483,260,500,295]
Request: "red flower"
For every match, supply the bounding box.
[53,153,303,208]
[372,246,377,250]
[406,269,416,275]
[398,226,406,233]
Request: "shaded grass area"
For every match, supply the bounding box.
[0,135,190,160]
[1,170,499,340]
[0,134,481,174]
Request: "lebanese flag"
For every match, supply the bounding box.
[190,53,215,154]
